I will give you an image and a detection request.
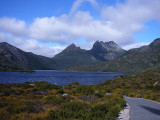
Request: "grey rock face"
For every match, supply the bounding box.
[90,40,126,61]
[0,42,28,64]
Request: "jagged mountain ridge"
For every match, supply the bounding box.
[68,38,160,73]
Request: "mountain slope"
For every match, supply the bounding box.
[68,38,160,72]
[0,42,55,71]
[52,44,100,69]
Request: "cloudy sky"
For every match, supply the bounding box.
[0,0,160,57]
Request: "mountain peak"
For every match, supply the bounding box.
[0,42,12,47]
[92,40,124,52]
[59,43,81,54]
[93,40,103,46]
[0,42,20,52]
[104,41,121,50]
[106,41,116,45]
[149,38,160,47]
[90,40,126,61]
[0,42,8,44]
[68,43,76,48]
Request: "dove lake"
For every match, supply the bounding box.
[0,70,130,86]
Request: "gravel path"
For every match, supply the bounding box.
[117,103,130,120]
[124,97,160,120]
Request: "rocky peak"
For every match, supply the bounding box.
[91,40,125,52]
[57,43,82,55]
[0,42,8,44]
[105,41,124,51]
[68,43,77,48]
[65,43,81,51]
[105,41,118,47]
[106,41,116,44]
[0,42,20,53]
[0,42,11,48]
[0,42,29,64]
[149,38,160,47]
[92,40,105,49]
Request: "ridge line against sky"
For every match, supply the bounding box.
[0,0,160,57]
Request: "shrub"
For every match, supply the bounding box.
[34,81,53,90]
[48,101,90,119]
[94,93,104,98]
[105,88,112,93]
[129,93,136,97]
[112,97,126,108]
[56,89,64,94]
[15,82,34,89]
[106,105,121,120]
[7,104,34,114]
[65,82,80,90]
[47,110,58,120]
[77,85,94,95]
[144,95,153,100]
[62,101,89,112]
[0,88,16,96]
[52,84,60,90]
[90,103,109,119]
[145,84,154,89]
[0,110,9,120]
[45,96,71,105]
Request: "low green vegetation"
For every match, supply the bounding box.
[0,81,126,120]
[100,69,160,102]
[0,69,160,120]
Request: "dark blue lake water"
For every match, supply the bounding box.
[0,70,129,86]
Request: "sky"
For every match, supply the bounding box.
[0,0,160,57]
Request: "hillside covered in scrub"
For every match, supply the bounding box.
[0,81,126,120]
[100,69,160,102]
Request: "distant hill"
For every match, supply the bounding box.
[0,42,55,71]
[68,38,160,73]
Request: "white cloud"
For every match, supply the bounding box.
[0,32,64,57]
[70,0,85,15]
[0,33,5,42]
[69,0,99,15]
[28,11,132,46]
[102,0,160,32]
[122,42,150,50]
[0,0,160,55]
[0,17,27,36]
[15,39,65,57]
